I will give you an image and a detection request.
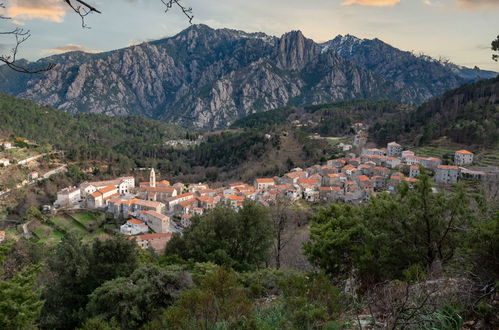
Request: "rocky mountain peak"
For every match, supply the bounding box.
[0,24,496,129]
[276,30,320,70]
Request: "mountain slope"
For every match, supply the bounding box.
[0,24,495,129]
[370,75,499,147]
[321,35,497,105]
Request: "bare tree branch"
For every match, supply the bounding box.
[0,3,55,74]
[0,0,194,73]
[63,0,101,28]
[162,0,194,24]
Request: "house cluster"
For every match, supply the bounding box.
[54,140,489,252]
[0,141,13,168]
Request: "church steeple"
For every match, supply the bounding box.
[149,168,156,188]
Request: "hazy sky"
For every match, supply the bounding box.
[0,0,498,70]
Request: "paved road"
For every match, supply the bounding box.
[22,220,33,238]
[17,151,63,165]
[0,164,67,200]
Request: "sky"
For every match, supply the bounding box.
[0,0,498,71]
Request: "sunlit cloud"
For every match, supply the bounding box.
[341,0,401,6]
[42,44,101,55]
[5,0,66,23]
[458,0,499,9]
[422,0,443,7]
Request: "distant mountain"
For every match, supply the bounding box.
[321,35,497,104]
[370,75,499,148]
[0,24,496,129]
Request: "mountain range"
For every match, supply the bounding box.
[0,24,496,129]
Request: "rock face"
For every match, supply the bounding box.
[0,24,496,129]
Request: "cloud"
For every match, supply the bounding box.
[341,0,401,6]
[422,0,443,7]
[5,0,66,23]
[42,44,101,55]
[457,0,499,9]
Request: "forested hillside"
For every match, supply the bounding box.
[370,75,499,147]
[0,93,335,182]
[233,99,412,137]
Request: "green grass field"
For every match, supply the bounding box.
[44,212,110,244]
[69,212,101,230]
[31,223,64,245]
[49,215,87,235]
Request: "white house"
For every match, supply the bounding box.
[454,150,474,166]
[387,142,403,157]
[0,141,13,149]
[55,187,81,207]
[409,165,421,178]
[120,218,149,235]
[254,178,275,191]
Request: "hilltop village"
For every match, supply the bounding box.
[54,136,491,253]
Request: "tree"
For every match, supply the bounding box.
[0,0,193,73]
[40,236,138,329]
[86,264,192,329]
[0,265,44,329]
[270,198,308,269]
[159,267,252,329]
[166,201,274,271]
[305,174,474,285]
[492,35,499,62]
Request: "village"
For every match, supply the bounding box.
[52,123,493,253]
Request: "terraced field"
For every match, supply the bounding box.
[49,214,87,235]
[68,212,102,230]
[31,223,64,245]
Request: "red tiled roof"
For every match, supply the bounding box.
[456,150,473,155]
[127,218,145,225]
[99,185,117,194]
[298,178,319,184]
[255,178,275,184]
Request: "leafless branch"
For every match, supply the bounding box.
[0,0,194,74]
[162,0,194,24]
[0,23,55,73]
[63,0,101,29]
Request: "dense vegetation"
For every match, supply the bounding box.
[371,75,499,147]
[0,93,336,183]
[1,174,497,329]
[166,202,274,271]
[233,99,412,137]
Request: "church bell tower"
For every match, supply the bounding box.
[149,168,156,188]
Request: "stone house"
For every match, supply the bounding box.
[454,150,474,166]
[435,165,460,184]
[387,142,403,156]
[138,210,170,233]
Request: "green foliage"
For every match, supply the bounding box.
[278,272,345,329]
[492,35,499,62]
[231,106,293,129]
[158,267,253,329]
[464,213,499,280]
[305,174,474,285]
[371,76,499,147]
[86,264,192,329]
[420,306,464,330]
[0,264,43,330]
[24,206,44,223]
[40,236,139,329]
[166,201,273,271]
[77,318,121,330]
